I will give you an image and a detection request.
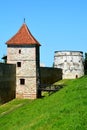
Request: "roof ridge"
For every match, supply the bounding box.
[24,24,39,44]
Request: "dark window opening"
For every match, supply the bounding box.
[17,62,21,67]
[20,79,25,85]
[19,49,21,54]
[76,75,78,78]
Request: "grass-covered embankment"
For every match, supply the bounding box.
[0,76,87,130]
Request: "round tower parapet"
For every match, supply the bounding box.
[54,51,84,79]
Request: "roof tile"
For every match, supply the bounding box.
[6,23,40,46]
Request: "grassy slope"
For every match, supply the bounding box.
[0,76,87,130]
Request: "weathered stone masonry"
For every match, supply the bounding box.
[7,45,40,99]
[1,23,84,102]
[6,23,40,99]
[54,51,84,79]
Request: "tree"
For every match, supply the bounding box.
[84,53,87,74]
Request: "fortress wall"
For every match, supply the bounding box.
[40,67,62,85]
[7,45,40,99]
[54,51,84,79]
[0,63,16,104]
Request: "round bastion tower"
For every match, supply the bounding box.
[54,51,84,79]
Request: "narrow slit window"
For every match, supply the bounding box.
[19,49,21,54]
[17,62,21,67]
[20,79,25,85]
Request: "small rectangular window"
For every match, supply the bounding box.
[17,62,21,67]
[20,79,25,85]
[19,50,21,54]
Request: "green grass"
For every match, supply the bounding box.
[0,76,87,130]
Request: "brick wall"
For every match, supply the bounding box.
[0,63,16,104]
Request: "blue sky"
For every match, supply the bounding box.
[0,0,87,66]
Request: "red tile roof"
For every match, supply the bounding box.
[6,23,40,46]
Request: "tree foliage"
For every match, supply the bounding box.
[84,53,87,74]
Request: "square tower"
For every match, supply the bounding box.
[6,23,41,99]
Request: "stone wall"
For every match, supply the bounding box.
[7,45,40,99]
[0,63,16,104]
[54,51,84,79]
[40,67,62,85]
